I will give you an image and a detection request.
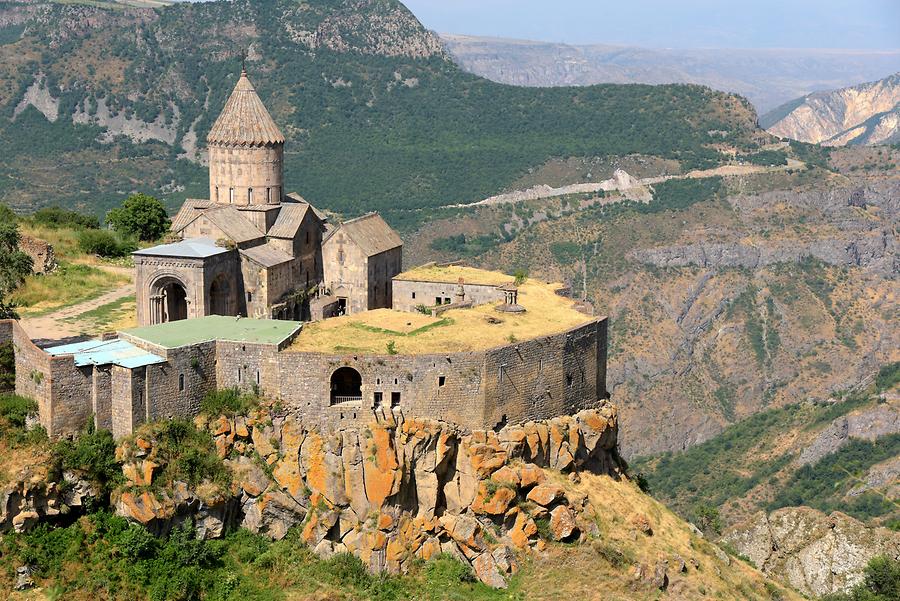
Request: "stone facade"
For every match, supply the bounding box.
[3,311,608,440]
[392,279,505,313]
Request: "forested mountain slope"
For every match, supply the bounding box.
[0,0,762,218]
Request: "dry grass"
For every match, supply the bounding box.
[513,472,803,601]
[290,279,594,354]
[394,264,513,286]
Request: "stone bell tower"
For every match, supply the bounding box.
[207,69,285,207]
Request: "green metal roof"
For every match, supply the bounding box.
[123,316,302,349]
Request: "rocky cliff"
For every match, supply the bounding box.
[722,507,900,596]
[109,405,622,588]
[762,73,900,146]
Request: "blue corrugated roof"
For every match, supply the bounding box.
[133,237,230,259]
[45,339,165,369]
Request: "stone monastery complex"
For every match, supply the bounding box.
[1,71,609,440]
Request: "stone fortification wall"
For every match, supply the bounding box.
[391,279,504,312]
[145,341,218,422]
[3,320,92,438]
[217,317,608,433]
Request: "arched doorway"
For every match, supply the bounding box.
[150,277,188,325]
[209,274,233,316]
[330,367,362,405]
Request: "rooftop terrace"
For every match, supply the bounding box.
[123,316,302,349]
[290,277,594,355]
[394,264,512,287]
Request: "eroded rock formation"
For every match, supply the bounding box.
[722,507,900,596]
[112,404,623,587]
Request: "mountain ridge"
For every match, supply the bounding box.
[762,72,900,146]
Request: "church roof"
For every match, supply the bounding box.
[175,206,266,245]
[171,199,211,233]
[207,70,285,147]
[324,213,403,257]
[134,238,230,259]
[241,243,294,268]
[268,202,312,239]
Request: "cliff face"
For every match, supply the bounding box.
[111,405,623,588]
[763,73,900,146]
[722,507,900,597]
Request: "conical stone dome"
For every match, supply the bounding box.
[207,70,285,147]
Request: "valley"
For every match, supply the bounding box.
[0,1,897,599]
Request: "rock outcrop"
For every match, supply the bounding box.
[0,468,95,534]
[722,507,900,597]
[797,403,900,466]
[112,404,623,588]
[762,72,900,146]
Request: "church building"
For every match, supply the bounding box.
[134,70,403,326]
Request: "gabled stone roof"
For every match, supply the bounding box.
[324,213,403,257]
[268,202,312,239]
[171,199,211,233]
[207,70,285,147]
[240,243,294,268]
[176,206,265,245]
[134,238,229,259]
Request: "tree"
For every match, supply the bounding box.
[0,211,33,320]
[106,193,171,242]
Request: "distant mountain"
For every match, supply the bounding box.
[441,34,900,113]
[0,0,762,218]
[762,73,900,146]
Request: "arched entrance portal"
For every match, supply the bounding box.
[149,277,188,325]
[330,367,362,405]
[209,275,234,316]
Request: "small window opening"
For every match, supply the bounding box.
[248,188,253,204]
[215,186,219,202]
[247,292,252,303]
[376,378,381,385]
[566,374,573,388]
[237,368,242,383]
[391,392,401,408]
[229,188,235,204]
[178,374,185,392]
[394,378,399,385]
[374,391,383,407]
[256,370,261,385]
[412,292,416,300]
[266,187,271,203]
[444,297,451,305]
[438,376,446,387]
[435,297,441,306]
[306,231,310,244]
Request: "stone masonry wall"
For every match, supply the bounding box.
[391,280,504,313]
[144,342,218,422]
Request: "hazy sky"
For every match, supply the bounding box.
[400,0,900,49]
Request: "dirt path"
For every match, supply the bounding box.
[442,159,805,209]
[19,264,135,343]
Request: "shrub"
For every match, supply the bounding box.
[201,387,259,417]
[77,229,136,258]
[875,362,900,392]
[106,193,170,242]
[0,342,14,391]
[52,422,122,497]
[0,393,37,429]
[32,206,100,230]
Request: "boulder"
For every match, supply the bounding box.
[473,552,507,589]
[549,505,577,541]
[527,484,562,507]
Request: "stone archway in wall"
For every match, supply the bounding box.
[149,276,188,325]
[209,274,234,316]
[330,367,362,405]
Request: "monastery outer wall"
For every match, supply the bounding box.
[145,341,218,422]
[2,320,92,438]
[212,317,608,432]
[391,280,505,313]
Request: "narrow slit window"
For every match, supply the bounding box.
[178,374,185,392]
[438,376,446,387]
